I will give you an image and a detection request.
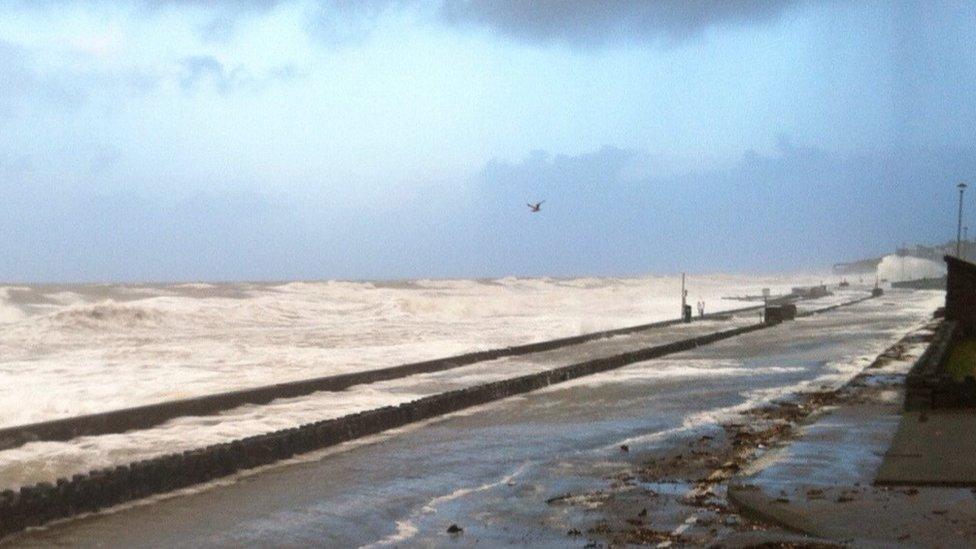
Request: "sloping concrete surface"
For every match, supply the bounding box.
[877,410,976,486]
[729,406,976,546]
[728,323,976,547]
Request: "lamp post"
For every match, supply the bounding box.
[680,273,689,323]
[957,182,967,257]
[966,226,970,260]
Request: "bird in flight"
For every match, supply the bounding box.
[527,201,544,213]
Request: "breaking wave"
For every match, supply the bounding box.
[44,301,168,330]
[876,254,945,282]
[0,272,837,427]
[0,287,26,324]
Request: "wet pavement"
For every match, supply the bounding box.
[5,290,941,547]
[726,318,976,548]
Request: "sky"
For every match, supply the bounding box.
[0,0,974,282]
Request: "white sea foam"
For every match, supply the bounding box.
[0,283,942,492]
[0,288,27,324]
[0,273,835,427]
[538,360,806,392]
[876,254,945,282]
[362,520,419,548]
[419,462,530,514]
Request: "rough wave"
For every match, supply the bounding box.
[0,272,835,428]
[876,254,945,282]
[0,287,27,324]
[45,301,168,330]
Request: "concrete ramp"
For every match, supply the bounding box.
[876,411,976,486]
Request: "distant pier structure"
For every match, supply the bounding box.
[833,257,883,275]
[891,276,947,290]
[833,239,976,275]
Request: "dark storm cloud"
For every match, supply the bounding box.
[11,1,803,46]
[462,140,976,275]
[439,0,802,47]
[187,0,802,46]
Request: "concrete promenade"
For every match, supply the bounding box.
[0,316,767,540]
[876,410,976,486]
[3,290,935,548]
[727,319,976,547]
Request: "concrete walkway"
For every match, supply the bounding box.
[5,291,939,547]
[727,322,976,547]
[876,410,976,486]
